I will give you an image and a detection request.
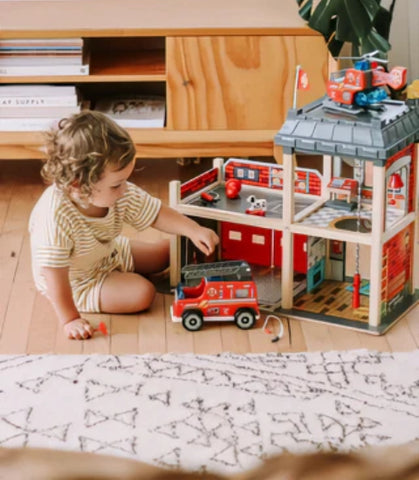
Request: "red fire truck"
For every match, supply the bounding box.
[171,260,260,331]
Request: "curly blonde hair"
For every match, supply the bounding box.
[41,110,136,203]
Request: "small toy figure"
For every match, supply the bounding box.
[171,260,260,331]
[245,194,267,216]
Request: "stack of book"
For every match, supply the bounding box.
[93,95,165,128]
[0,85,81,131]
[0,38,89,76]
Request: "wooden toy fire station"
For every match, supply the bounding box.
[169,95,419,335]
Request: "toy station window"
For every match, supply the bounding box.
[330,70,345,82]
[229,231,242,241]
[234,166,260,182]
[235,288,250,298]
[252,234,265,245]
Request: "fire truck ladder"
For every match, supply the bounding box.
[182,260,252,283]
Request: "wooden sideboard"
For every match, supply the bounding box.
[0,0,329,160]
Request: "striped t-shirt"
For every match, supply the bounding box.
[29,181,161,295]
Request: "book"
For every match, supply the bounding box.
[0,63,89,76]
[0,38,83,49]
[0,95,78,107]
[0,85,77,96]
[0,85,78,107]
[0,117,60,131]
[0,105,80,118]
[0,55,84,66]
[93,95,165,128]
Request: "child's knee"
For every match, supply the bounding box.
[132,279,156,312]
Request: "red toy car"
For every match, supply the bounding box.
[171,260,260,331]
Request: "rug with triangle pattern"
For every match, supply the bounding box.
[0,350,418,474]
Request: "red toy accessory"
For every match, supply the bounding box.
[200,191,220,203]
[95,322,108,336]
[262,315,284,343]
[245,208,266,216]
[225,178,242,199]
[352,273,361,309]
[297,68,310,90]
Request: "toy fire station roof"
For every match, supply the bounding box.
[181,260,253,283]
[275,97,419,164]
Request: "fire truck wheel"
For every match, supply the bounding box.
[234,308,256,330]
[182,310,204,331]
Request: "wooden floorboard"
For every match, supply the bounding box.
[0,159,417,355]
[138,293,167,354]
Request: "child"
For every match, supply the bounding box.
[29,111,219,340]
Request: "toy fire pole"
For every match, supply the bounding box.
[352,161,362,309]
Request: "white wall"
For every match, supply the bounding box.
[387,0,418,83]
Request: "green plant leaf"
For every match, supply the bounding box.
[373,5,395,40]
[296,0,394,57]
[296,0,312,21]
[360,29,391,55]
[309,0,374,42]
[327,35,345,58]
[358,0,381,22]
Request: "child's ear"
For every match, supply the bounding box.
[68,180,82,198]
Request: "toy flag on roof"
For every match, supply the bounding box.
[293,65,309,108]
[297,68,310,90]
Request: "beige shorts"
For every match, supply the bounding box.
[72,236,134,313]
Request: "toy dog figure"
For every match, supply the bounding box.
[245,194,267,216]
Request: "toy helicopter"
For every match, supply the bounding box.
[325,50,407,114]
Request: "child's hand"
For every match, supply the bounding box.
[190,226,219,256]
[63,318,94,340]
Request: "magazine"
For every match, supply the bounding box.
[93,95,165,128]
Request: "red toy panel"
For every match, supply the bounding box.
[224,160,270,188]
[385,144,415,213]
[221,222,272,266]
[223,158,322,196]
[222,223,309,272]
[295,170,321,195]
[293,234,308,274]
[382,224,413,302]
[273,232,307,273]
[180,167,219,199]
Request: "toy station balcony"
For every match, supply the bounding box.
[275,96,419,245]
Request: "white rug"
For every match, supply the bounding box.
[1,350,418,474]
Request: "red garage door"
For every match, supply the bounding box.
[221,222,272,266]
[273,232,307,273]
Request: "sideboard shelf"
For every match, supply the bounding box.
[0,0,329,160]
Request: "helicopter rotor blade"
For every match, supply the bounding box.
[363,50,380,58]
[335,56,363,60]
[368,57,389,63]
[335,50,386,62]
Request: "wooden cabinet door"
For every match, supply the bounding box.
[166,35,328,130]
